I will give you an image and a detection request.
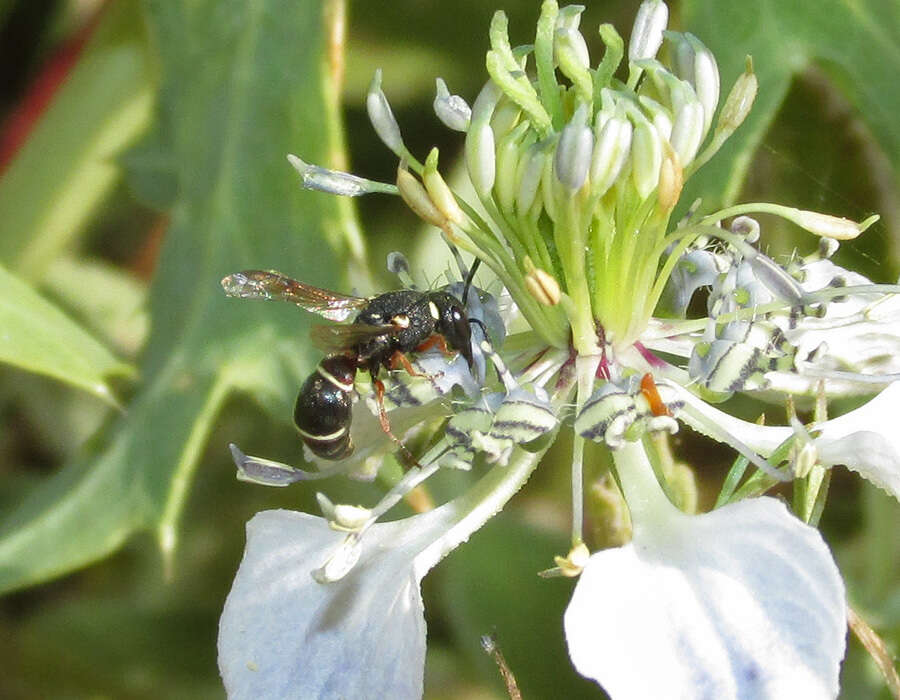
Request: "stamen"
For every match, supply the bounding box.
[229,443,346,486]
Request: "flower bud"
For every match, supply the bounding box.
[465,81,502,197]
[525,265,562,306]
[590,109,632,198]
[466,123,497,199]
[657,146,683,211]
[555,27,594,102]
[638,95,673,142]
[366,69,405,156]
[556,25,589,68]
[717,57,757,138]
[433,78,471,132]
[397,164,446,229]
[490,97,522,140]
[628,0,668,63]
[516,142,548,214]
[554,104,593,191]
[555,4,584,32]
[541,141,560,221]
[788,210,879,241]
[669,100,705,165]
[669,32,720,134]
[793,440,818,480]
[423,148,464,223]
[495,122,532,212]
[630,114,663,199]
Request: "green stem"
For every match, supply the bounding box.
[571,353,600,547]
[612,440,680,533]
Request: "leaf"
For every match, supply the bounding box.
[0,1,154,280]
[0,262,130,402]
[42,256,148,355]
[0,0,344,594]
[680,0,900,211]
[435,513,598,699]
[15,596,223,699]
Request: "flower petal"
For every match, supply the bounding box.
[814,382,900,499]
[218,510,427,699]
[219,447,547,699]
[564,498,846,700]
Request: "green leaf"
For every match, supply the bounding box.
[14,596,223,699]
[0,262,130,402]
[680,0,900,211]
[0,0,344,594]
[0,1,154,280]
[434,513,598,699]
[42,256,148,356]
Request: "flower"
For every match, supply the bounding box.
[219,1,900,698]
[220,447,549,698]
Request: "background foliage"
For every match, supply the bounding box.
[0,0,897,697]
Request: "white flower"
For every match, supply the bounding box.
[219,448,547,699]
[564,443,847,700]
[219,0,900,697]
[219,510,428,698]
[813,382,900,498]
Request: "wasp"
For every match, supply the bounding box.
[221,269,475,460]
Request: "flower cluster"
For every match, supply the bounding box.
[218,1,899,698]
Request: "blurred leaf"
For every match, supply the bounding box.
[0,0,344,594]
[43,255,148,356]
[0,0,154,280]
[0,261,130,402]
[121,118,179,211]
[680,0,900,211]
[11,596,222,699]
[433,512,599,699]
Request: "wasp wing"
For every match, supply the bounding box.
[220,269,368,322]
[309,323,397,353]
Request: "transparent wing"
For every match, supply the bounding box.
[220,269,368,322]
[309,323,396,353]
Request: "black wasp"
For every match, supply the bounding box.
[221,269,475,460]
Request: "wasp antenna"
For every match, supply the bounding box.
[462,257,481,306]
[467,316,487,335]
[442,233,468,279]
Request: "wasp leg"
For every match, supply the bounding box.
[416,333,455,358]
[373,376,421,469]
[388,350,424,377]
[373,377,392,432]
[389,349,446,389]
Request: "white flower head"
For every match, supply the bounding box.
[220,1,900,698]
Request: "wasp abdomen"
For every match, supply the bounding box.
[294,355,357,460]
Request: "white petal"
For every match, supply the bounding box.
[220,448,545,699]
[814,382,900,499]
[219,510,427,699]
[564,498,846,700]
